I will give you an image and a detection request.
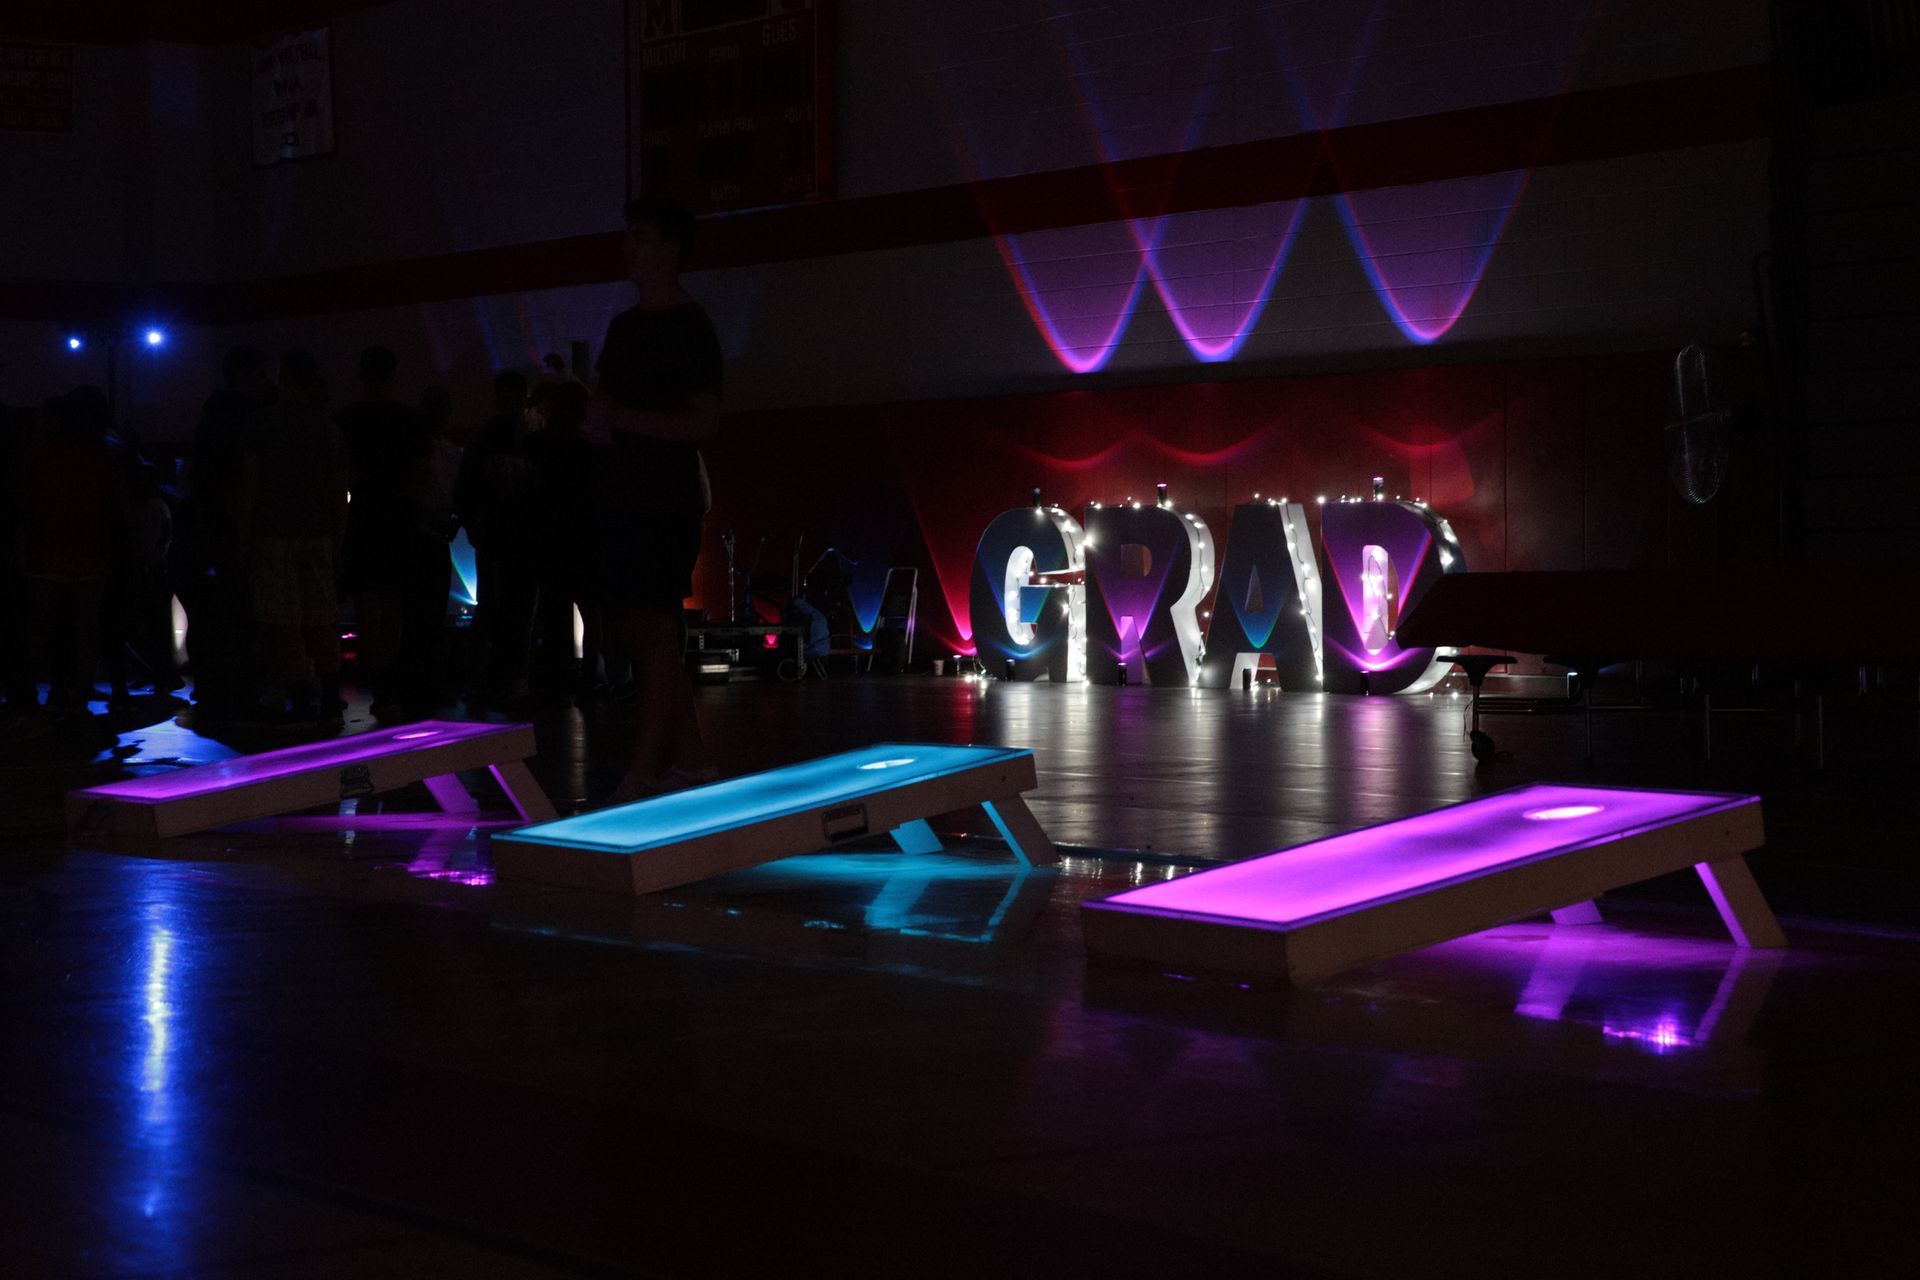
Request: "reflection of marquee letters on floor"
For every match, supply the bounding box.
[492,744,1058,896]
[66,721,554,839]
[1081,785,1785,985]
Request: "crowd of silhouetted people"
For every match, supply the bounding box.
[5,198,718,800]
[0,343,646,739]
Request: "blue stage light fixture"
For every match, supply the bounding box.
[144,328,165,347]
[66,335,84,351]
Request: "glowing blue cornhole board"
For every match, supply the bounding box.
[1081,784,1784,985]
[492,743,1057,896]
[67,720,555,839]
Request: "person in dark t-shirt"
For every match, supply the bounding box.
[180,345,273,721]
[334,345,434,717]
[585,197,721,802]
[239,350,349,726]
[523,381,605,698]
[456,370,541,697]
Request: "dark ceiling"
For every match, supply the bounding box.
[3,1,395,44]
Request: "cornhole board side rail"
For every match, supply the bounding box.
[492,755,1040,895]
[1081,802,1764,985]
[65,725,540,840]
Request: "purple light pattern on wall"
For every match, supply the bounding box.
[934,1,1596,369]
[993,225,1155,374]
[1098,785,1755,928]
[1136,202,1312,363]
[1333,171,1533,344]
[1059,28,1313,366]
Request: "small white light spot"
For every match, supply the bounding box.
[1523,804,1604,821]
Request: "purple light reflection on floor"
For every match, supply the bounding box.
[1467,925,1782,1058]
[402,824,497,887]
[76,721,520,802]
[1602,1016,1690,1053]
[1098,785,1756,927]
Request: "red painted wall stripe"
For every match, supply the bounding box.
[1,64,1772,325]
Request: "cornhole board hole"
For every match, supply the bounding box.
[492,743,1055,896]
[67,720,554,840]
[1081,784,1784,985]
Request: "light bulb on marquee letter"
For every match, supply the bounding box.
[1320,498,1463,695]
[1083,499,1214,687]
[1199,500,1323,689]
[969,506,1086,682]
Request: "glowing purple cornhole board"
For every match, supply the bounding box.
[492,743,1056,896]
[1081,784,1784,984]
[66,720,554,839]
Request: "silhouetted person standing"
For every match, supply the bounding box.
[0,396,36,720]
[407,384,461,704]
[455,370,539,699]
[335,345,432,718]
[523,381,605,700]
[238,351,349,727]
[586,198,720,800]
[22,388,125,716]
[181,345,274,721]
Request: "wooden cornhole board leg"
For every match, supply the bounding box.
[423,773,480,814]
[983,795,1055,868]
[1551,900,1603,926]
[489,760,557,823]
[1695,856,1787,948]
[890,799,1060,865]
[891,819,944,855]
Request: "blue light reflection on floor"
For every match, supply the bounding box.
[720,850,1046,944]
[122,871,192,1268]
[106,719,241,769]
[498,744,1032,855]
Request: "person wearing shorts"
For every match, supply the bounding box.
[584,197,721,800]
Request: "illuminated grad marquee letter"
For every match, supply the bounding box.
[1198,500,1323,689]
[1083,493,1215,687]
[969,503,1087,682]
[1319,498,1464,695]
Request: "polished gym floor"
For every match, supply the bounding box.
[3,676,1917,1277]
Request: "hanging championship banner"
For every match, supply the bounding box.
[627,0,834,214]
[0,41,74,133]
[252,27,334,166]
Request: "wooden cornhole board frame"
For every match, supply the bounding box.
[492,743,1056,896]
[1081,784,1784,985]
[66,720,553,840]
